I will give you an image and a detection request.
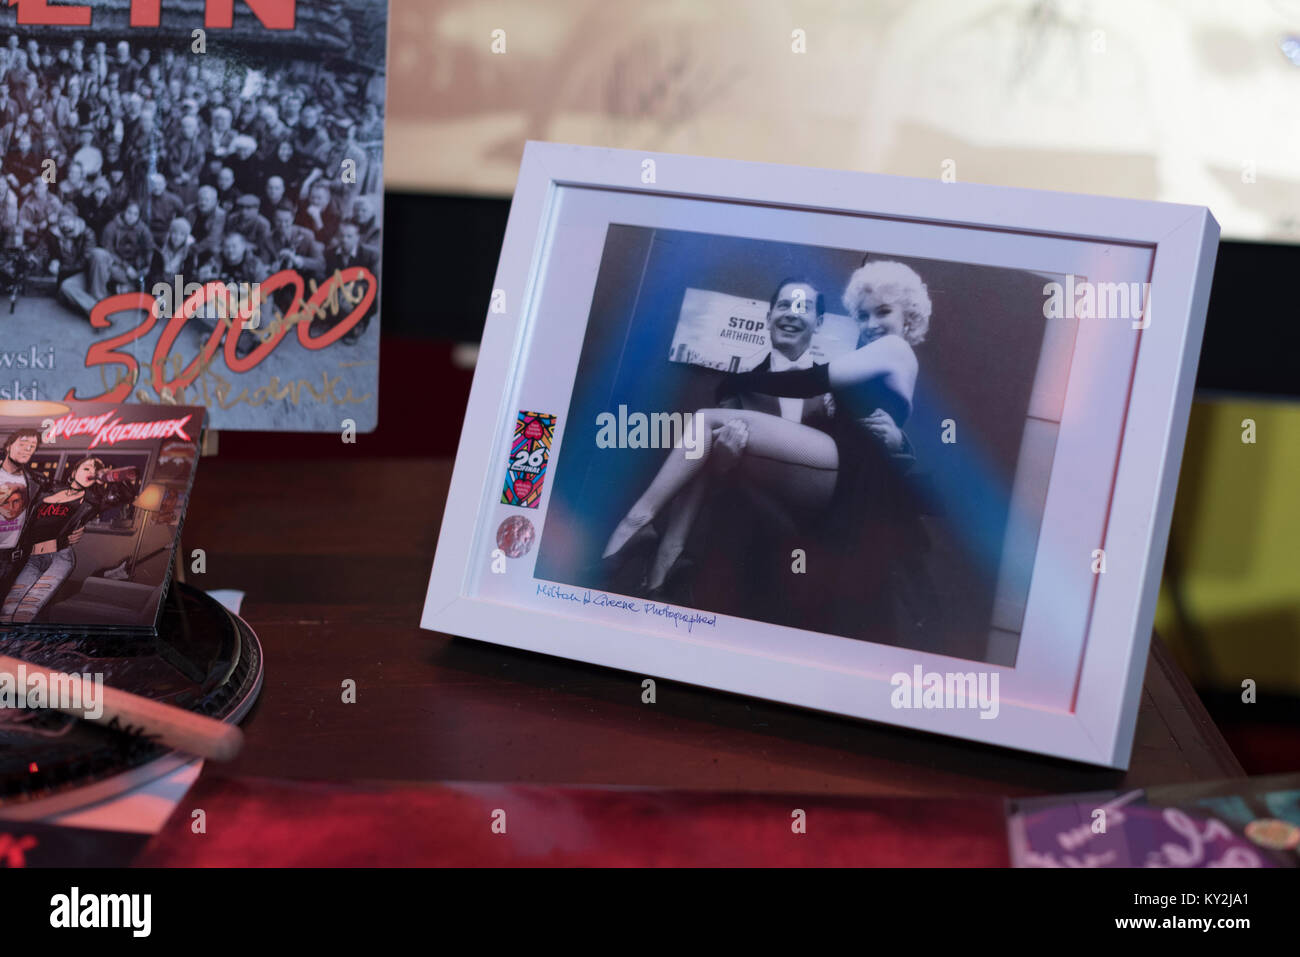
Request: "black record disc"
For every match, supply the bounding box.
[0,582,262,811]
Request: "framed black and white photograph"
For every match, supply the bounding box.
[422,142,1219,769]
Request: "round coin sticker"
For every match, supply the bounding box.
[1244,818,1300,851]
[496,515,536,559]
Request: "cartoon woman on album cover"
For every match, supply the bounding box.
[0,455,139,624]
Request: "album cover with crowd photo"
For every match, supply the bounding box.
[0,0,387,431]
[0,398,204,635]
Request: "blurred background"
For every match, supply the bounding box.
[231,0,1300,772]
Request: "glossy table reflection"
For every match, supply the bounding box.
[182,457,1243,798]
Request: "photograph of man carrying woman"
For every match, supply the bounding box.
[536,227,1052,664]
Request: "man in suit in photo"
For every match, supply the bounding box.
[663,278,917,637]
[715,278,915,486]
[645,279,840,619]
[720,279,833,437]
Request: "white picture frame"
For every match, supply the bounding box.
[421,141,1219,769]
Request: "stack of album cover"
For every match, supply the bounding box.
[0,399,205,638]
[0,0,380,810]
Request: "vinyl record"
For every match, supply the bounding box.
[0,583,262,814]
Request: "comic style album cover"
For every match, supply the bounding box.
[0,0,387,431]
[0,397,204,634]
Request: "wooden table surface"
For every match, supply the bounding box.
[183,457,1243,798]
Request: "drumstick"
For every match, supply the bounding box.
[0,653,243,761]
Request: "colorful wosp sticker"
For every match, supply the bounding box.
[501,411,556,508]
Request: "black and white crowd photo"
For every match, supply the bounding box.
[0,2,386,429]
[535,225,1060,665]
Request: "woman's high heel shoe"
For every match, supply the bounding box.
[643,554,696,606]
[592,521,659,588]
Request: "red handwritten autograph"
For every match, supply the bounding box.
[65,266,377,404]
